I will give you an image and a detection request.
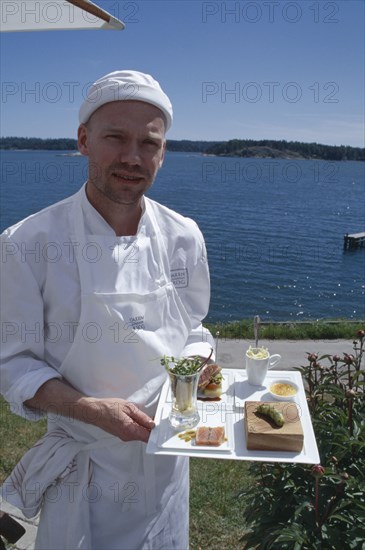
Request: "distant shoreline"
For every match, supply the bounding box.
[2,149,363,162]
[1,137,364,161]
[2,148,363,162]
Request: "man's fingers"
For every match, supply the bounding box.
[126,402,155,429]
[121,410,154,443]
[93,398,156,443]
[124,422,152,443]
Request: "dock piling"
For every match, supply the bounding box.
[343,232,365,250]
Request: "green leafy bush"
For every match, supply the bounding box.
[240,330,365,549]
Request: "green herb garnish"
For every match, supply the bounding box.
[160,355,203,376]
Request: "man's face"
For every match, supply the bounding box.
[78,100,166,206]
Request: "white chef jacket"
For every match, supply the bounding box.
[0,184,214,418]
[0,184,214,549]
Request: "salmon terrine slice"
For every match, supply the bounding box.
[195,426,225,446]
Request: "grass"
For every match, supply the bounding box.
[0,398,47,484]
[205,318,364,340]
[190,458,251,549]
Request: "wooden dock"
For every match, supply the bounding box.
[343,232,365,250]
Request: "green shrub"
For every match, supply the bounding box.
[240,330,365,549]
[205,320,364,340]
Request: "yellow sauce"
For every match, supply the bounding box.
[270,382,297,396]
[178,430,196,442]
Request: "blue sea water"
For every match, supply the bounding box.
[1,150,364,322]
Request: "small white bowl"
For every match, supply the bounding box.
[268,380,299,401]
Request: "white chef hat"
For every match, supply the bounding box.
[79,70,173,131]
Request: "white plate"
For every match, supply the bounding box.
[157,401,234,453]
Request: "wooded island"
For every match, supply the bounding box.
[1,137,364,161]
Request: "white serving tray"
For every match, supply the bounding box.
[146,369,320,464]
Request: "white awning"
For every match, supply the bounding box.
[0,0,125,32]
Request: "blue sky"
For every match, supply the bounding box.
[1,0,364,146]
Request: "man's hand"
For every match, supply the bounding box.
[80,397,155,443]
[25,379,155,444]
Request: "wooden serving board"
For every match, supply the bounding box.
[245,401,304,452]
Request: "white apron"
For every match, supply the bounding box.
[34,192,192,549]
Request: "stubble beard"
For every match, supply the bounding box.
[89,167,153,206]
[98,181,147,206]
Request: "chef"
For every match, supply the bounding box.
[0,70,214,549]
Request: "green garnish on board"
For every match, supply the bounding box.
[256,403,285,427]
